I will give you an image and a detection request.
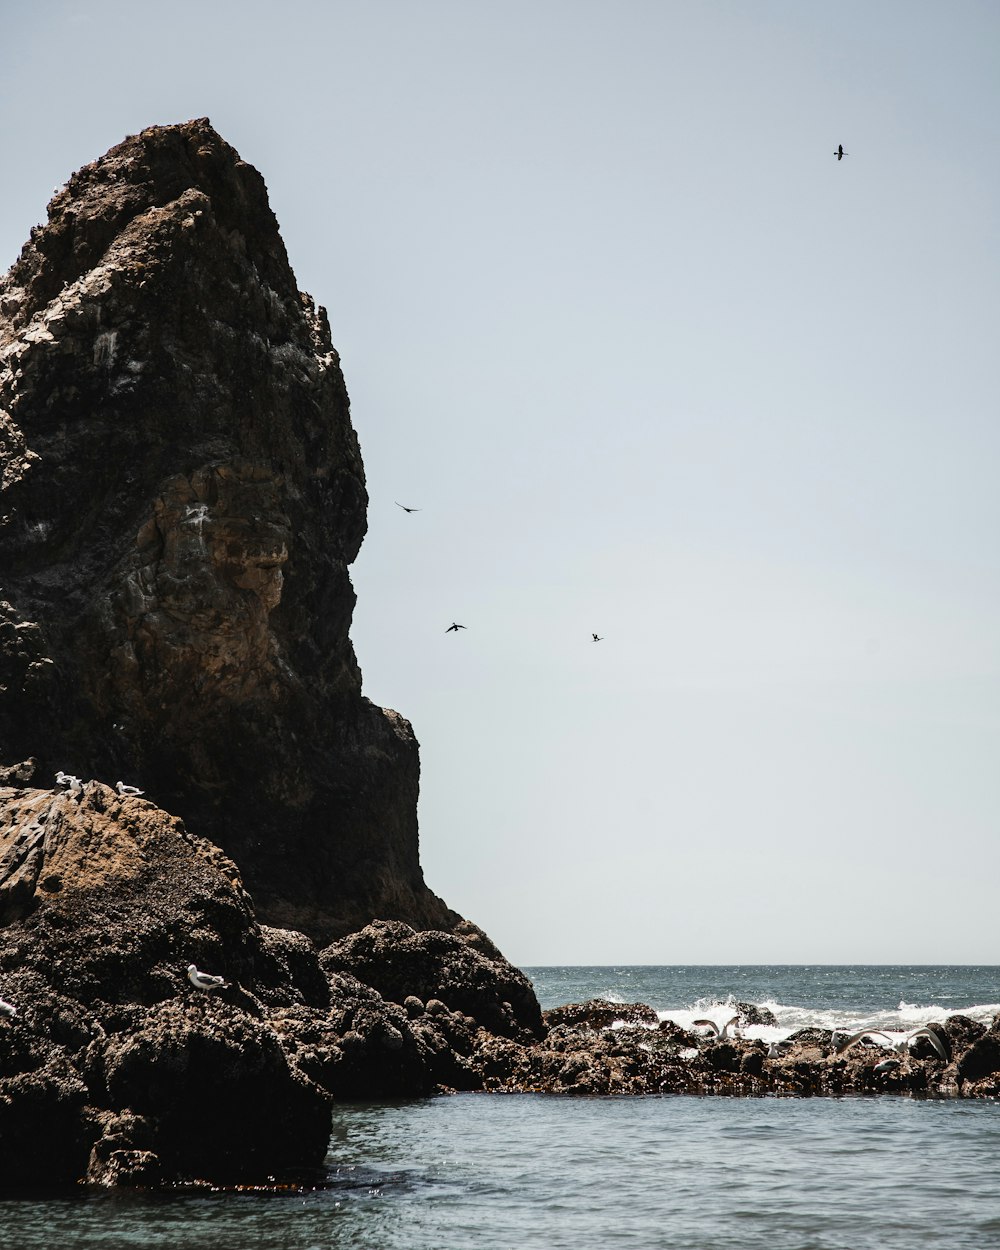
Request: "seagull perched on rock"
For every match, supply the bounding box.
[446,622,467,632]
[0,998,17,1019]
[394,502,421,513]
[55,771,82,789]
[187,964,228,992]
[116,781,144,797]
[834,143,848,160]
[693,1015,740,1040]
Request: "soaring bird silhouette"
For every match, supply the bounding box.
[592,633,604,642]
[834,144,848,160]
[395,502,420,512]
[446,622,467,632]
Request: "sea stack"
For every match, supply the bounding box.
[0,118,455,942]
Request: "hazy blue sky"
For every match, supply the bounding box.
[3,1,998,964]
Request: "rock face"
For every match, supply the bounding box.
[0,118,455,942]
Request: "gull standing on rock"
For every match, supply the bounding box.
[55,770,82,789]
[116,781,144,796]
[187,964,228,992]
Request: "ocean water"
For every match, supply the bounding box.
[4,966,999,1250]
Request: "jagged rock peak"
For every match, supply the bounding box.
[2,118,301,338]
[0,120,457,942]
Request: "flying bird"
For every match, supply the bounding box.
[395,502,421,513]
[592,633,604,642]
[446,622,467,632]
[834,1027,948,1062]
[693,1016,741,1040]
[834,144,848,160]
[116,781,144,797]
[187,964,228,992]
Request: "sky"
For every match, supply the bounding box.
[2,0,998,965]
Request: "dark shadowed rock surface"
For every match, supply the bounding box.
[319,919,545,1041]
[0,117,455,944]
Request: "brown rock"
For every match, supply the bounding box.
[0,118,456,944]
[543,999,660,1032]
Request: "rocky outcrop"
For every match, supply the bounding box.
[0,783,535,1184]
[0,118,455,943]
[1,782,998,1188]
[0,116,548,1190]
[465,1000,1000,1099]
[320,919,545,1041]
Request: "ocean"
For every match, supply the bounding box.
[4,966,998,1249]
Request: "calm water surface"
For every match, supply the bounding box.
[9,1095,1000,1250]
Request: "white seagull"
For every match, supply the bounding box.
[692,1015,741,1040]
[116,781,144,796]
[0,998,17,1018]
[187,964,228,992]
[55,771,82,790]
[833,1027,948,1062]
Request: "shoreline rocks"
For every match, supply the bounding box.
[1,782,998,1190]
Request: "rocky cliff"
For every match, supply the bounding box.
[0,118,456,942]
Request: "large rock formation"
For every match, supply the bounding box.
[0,118,455,942]
[0,784,540,1185]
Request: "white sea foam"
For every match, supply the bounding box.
[656,998,1000,1043]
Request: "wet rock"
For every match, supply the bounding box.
[98,998,330,1182]
[543,999,660,1032]
[85,1110,162,1187]
[943,1014,986,1056]
[732,1001,778,1027]
[0,1018,93,1188]
[956,1026,1000,1085]
[320,920,544,1040]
